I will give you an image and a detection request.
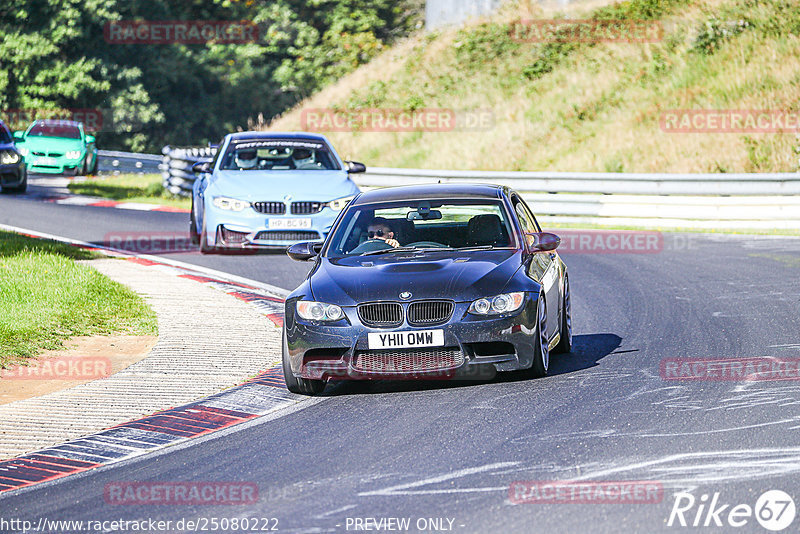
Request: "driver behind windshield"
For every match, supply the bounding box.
[367,217,400,248]
[234,149,258,170]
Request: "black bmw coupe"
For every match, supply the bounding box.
[283,184,572,395]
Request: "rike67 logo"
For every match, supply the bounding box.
[667,490,796,531]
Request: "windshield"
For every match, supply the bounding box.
[326,199,516,257]
[27,121,82,139]
[220,139,340,171]
[0,123,10,144]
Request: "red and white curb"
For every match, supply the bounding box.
[44,195,189,213]
[0,225,298,496]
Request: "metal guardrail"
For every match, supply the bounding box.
[358,168,800,195]
[355,169,800,229]
[99,149,800,228]
[97,149,161,174]
[160,146,215,196]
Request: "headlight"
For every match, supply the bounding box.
[65,150,82,160]
[327,195,355,211]
[0,151,20,164]
[17,147,28,157]
[212,197,251,212]
[297,301,344,322]
[469,292,526,316]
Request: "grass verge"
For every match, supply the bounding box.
[267,0,800,173]
[68,173,191,210]
[0,231,158,367]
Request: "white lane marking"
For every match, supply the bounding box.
[114,202,162,211]
[569,447,800,484]
[358,461,518,497]
[52,196,103,205]
[0,223,290,297]
[314,504,357,519]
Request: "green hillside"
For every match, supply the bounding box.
[267,0,800,173]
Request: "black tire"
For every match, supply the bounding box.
[553,274,573,354]
[199,227,215,254]
[7,170,27,194]
[529,292,549,378]
[88,154,98,174]
[189,204,200,245]
[282,330,325,395]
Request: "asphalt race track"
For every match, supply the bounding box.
[2,177,800,532]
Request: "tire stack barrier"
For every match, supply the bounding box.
[160,146,217,197]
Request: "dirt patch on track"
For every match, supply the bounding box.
[0,335,157,405]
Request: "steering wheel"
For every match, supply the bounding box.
[350,239,393,254]
[407,241,448,248]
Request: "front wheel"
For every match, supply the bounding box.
[529,293,549,378]
[282,330,326,395]
[189,206,200,245]
[553,274,572,354]
[199,226,216,254]
[7,170,27,194]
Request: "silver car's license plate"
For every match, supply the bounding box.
[367,330,445,350]
[268,218,312,230]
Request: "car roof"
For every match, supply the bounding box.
[352,184,507,205]
[33,119,82,127]
[227,131,330,143]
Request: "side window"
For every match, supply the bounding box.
[209,139,225,170]
[520,198,542,232]
[513,196,537,234]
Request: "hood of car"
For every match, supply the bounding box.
[210,170,358,202]
[17,136,84,151]
[310,249,522,304]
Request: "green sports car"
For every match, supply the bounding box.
[14,119,98,175]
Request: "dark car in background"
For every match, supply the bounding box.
[0,119,27,193]
[282,184,572,395]
[14,119,97,175]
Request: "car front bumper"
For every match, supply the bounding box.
[0,162,25,186]
[285,297,541,381]
[205,205,341,249]
[24,155,82,174]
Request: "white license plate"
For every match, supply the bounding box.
[368,330,445,350]
[268,218,312,230]
[35,157,56,165]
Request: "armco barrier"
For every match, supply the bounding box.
[160,146,216,196]
[108,148,800,229]
[97,150,161,174]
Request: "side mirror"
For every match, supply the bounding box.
[13,131,24,142]
[287,241,323,262]
[85,134,95,144]
[525,232,561,253]
[192,161,212,174]
[346,161,366,174]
